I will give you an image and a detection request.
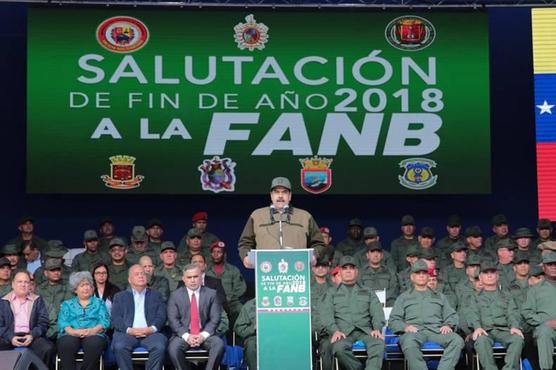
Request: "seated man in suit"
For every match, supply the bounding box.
[111,264,168,370]
[167,263,225,370]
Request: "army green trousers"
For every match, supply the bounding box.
[331,330,384,370]
[243,336,257,370]
[473,329,524,370]
[533,324,556,370]
[399,329,464,370]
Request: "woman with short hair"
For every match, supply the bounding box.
[56,271,110,370]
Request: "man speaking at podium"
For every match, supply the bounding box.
[238,177,325,268]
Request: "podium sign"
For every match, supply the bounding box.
[255,249,312,370]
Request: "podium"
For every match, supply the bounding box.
[251,249,313,370]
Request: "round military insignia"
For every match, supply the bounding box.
[198,156,237,193]
[295,261,305,272]
[273,296,282,306]
[260,261,272,273]
[398,157,438,190]
[97,16,149,53]
[299,297,307,306]
[385,16,435,51]
[262,296,270,307]
[234,14,269,51]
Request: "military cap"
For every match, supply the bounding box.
[108,237,127,249]
[319,226,330,235]
[191,212,208,223]
[339,255,357,267]
[315,259,330,267]
[83,229,98,241]
[465,254,482,266]
[99,216,113,226]
[451,241,468,252]
[420,226,435,238]
[492,214,508,226]
[512,227,534,239]
[160,241,176,252]
[187,228,203,238]
[411,259,429,273]
[331,266,340,276]
[147,218,163,229]
[363,226,378,238]
[366,241,383,252]
[537,218,552,229]
[270,177,291,191]
[210,240,226,250]
[131,226,148,242]
[401,214,415,226]
[46,240,68,257]
[513,251,530,264]
[542,250,556,264]
[465,225,482,237]
[348,218,363,228]
[480,261,498,273]
[447,215,461,227]
[1,244,19,255]
[537,241,556,251]
[44,258,63,270]
[494,238,516,250]
[0,257,11,267]
[18,216,33,225]
[529,264,544,277]
[405,244,421,257]
[420,248,437,260]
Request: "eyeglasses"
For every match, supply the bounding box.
[94,271,108,275]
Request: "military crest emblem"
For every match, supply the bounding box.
[287,296,294,307]
[233,14,269,51]
[262,296,270,307]
[299,156,333,194]
[274,296,282,306]
[198,156,236,193]
[101,155,144,189]
[260,261,272,273]
[398,158,438,190]
[385,16,436,51]
[295,261,305,272]
[278,258,288,274]
[299,297,307,306]
[96,16,149,53]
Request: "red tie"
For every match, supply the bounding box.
[190,292,200,335]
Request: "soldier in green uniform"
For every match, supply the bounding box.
[177,228,211,268]
[529,264,544,284]
[512,227,542,266]
[534,218,553,248]
[485,214,510,254]
[146,218,164,254]
[436,215,464,266]
[155,241,182,291]
[106,237,131,290]
[465,226,495,263]
[36,259,73,340]
[126,226,159,266]
[454,254,482,307]
[494,239,516,289]
[98,216,117,254]
[391,215,417,272]
[354,227,395,272]
[467,261,524,370]
[319,227,336,266]
[0,257,12,297]
[234,298,257,370]
[71,230,108,272]
[509,251,530,308]
[206,240,246,325]
[389,259,464,370]
[358,241,398,306]
[521,251,556,370]
[417,226,436,250]
[33,241,71,286]
[321,256,385,370]
[441,242,468,292]
[311,260,334,370]
[177,211,220,253]
[7,216,48,254]
[0,243,24,271]
[335,218,365,257]
[139,255,170,301]
[397,244,421,292]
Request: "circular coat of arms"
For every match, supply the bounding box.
[260,261,272,273]
[97,16,149,53]
[385,15,435,51]
[234,14,269,51]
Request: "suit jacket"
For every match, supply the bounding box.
[167,286,222,338]
[111,288,167,333]
[177,275,229,313]
[0,293,49,341]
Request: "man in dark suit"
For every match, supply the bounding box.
[167,263,224,370]
[111,264,167,370]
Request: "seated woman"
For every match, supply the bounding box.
[91,262,119,314]
[56,271,110,370]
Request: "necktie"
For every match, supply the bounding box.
[190,292,200,335]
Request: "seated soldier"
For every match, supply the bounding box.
[139,255,170,302]
[390,259,464,370]
[0,257,12,296]
[234,298,256,370]
[358,240,398,306]
[72,230,108,272]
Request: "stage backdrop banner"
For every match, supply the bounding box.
[254,249,312,370]
[27,8,491,194]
